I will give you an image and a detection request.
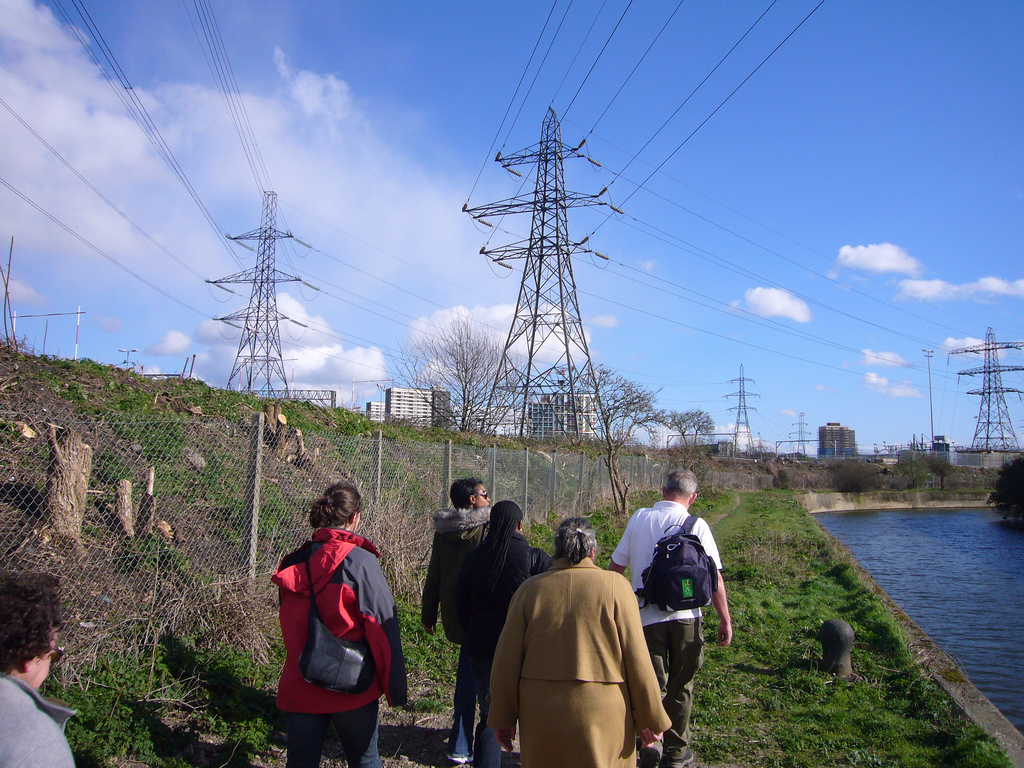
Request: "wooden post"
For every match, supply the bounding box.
[44,424,93,544]
[138,466,156,535]
[246,413,264,580]
[115,479,134,537]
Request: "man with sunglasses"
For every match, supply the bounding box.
[0,571,76,768]
[421,478,490,764]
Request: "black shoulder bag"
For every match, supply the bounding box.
[298,548,377,694]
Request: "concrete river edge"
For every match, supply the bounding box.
[797,491,1024,767]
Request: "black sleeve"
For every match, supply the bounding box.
[530,547,552,576]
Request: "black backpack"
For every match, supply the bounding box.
[637,516,718,612]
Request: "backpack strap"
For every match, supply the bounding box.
[681,514,698,535]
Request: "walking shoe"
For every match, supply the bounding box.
[639,745,661,768]
[660,747,695,768]
[447,754,471,765]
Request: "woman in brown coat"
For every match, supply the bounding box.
[488,517,670,768]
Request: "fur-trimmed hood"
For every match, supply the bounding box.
[432,506,490,534]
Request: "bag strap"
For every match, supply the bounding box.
[681,514,698,536]
[303,543,337,623]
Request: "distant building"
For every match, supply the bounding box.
[528,392,597,439]
[384,386,451,428]
[364,400,385,422]
[818,422,856,457]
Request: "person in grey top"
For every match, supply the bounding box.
[0,571,76,768]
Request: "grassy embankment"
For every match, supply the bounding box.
[55,490,1011,767]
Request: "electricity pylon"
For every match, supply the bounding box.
[791,412,809,455]
[727,365,758,453]
[464,107,613,437]
[209,191,306,396]
[951,327,1024,450]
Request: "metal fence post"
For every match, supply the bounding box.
[550,451,557,514]
[245,412,264,580]
[522,447,529,522]
[442,439,452,508]
[489,445,496,499]
[577,452,586,514]
[375,430,382,508]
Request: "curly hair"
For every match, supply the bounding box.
[554,517,598,565]
[309,481,363,529]
[0,572,63,674]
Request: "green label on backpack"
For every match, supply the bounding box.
[681,579,694,598]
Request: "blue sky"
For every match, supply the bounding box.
[1,0,1022,451]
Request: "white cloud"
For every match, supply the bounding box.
[862,372,922,398]
[898,277,1024,302]
[146,330,191,356]
[836,243,922,277]
[780,408,797,418]
[274,47,362,127]
[815,384,835,392]
[858,349,908,367]
[740,287,812,323]
[588,314,618,328]
[92,315,123,333]
[939,336,984,355]
[640,260,656,272]
[6,277,47,307]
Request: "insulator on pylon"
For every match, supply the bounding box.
[576,138,587,150]
[462,202,469,212]
[595,252,609,260]
[596,187,608,196]
[478,218,494,227]
[495,151,503,162]
[587,157,602,168]
[493,260,513,270]
[506,166,523,177]
[293,237,312,248]
[609,204,625,215]
[579,236,589,245]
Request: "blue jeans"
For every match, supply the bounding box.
[448,645,476,760]
[469,656,501,768]
[285,700,381,768]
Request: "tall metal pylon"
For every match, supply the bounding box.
[209,191,304,396]
[727,365,758,453]
[791,412,809,455]
[464,108,612,437]
[950,327,1024,451]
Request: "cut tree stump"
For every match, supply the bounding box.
[138,466,156,535]
[44,424,93,544]
[115,478,135,537]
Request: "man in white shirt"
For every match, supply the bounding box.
[610,468,732,768]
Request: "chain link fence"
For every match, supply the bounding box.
[0,411,662,673]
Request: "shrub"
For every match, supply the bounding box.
[830,460,882,493]
[989,456,1024,521]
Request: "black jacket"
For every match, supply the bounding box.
[455,532,551,659]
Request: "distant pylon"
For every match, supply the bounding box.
[950,327,1024,451]
[209,191,305,396]
[464,108,613,437]
[791,412,809,455]
[727,365,758,453]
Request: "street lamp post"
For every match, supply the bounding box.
[118,348,138,369]
[923,349,935,448]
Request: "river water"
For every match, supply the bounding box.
[816,507,1024,732]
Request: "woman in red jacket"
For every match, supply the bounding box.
[273,481,407,768]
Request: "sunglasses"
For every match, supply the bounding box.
[475,490,489,498]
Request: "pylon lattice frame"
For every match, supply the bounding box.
[210,191,301,396]
[465,108,610,437]
[727,364,757,452]
[951,327,1024,451]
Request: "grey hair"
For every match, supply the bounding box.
[554,517,597,565]
[664,467,698,498]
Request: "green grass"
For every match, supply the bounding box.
[685,491,1010,768]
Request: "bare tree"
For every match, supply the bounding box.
[391,313,507,432]
[664,408,715,447]
[591,365,663,516]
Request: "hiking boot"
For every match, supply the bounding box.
[639,745,661,768]
[661,747,695,768]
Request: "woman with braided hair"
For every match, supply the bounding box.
[488,517,669,768]
[455,500,550,768]
[273,481,407,768]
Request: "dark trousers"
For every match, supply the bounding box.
[644,617,704,766]
[448,645,477,759]
[469,656,501,768]
[285,699,381,768]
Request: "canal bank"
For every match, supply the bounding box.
[798,489,989,514]
[800,495,1024,766]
